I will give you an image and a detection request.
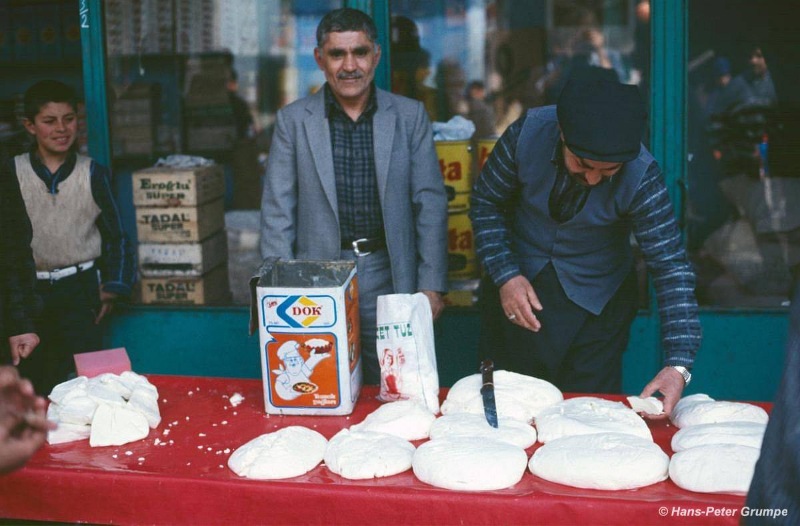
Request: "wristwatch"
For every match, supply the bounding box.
[671,366,692,386]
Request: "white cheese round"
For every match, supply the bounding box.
[534,397,652,443]
[670,394,769,428]
[412,436,528,491]
[529,432,669,490]
[671,421,767,452]
[323,429,415,480]
[349,400,436,441]
[441,370,562,423]
[228,426,327,480]
[428,413,537,449]
[669,444,760,494]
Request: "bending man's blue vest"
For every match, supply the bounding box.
[512,106,655,315]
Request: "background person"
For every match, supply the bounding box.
[9,80,135,395]
[744,280,800,524]
[0,161,41,367]
[470,77,701,414]
[259,8,448,384]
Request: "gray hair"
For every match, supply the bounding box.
[316,8,377,48]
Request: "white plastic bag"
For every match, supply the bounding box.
[375,293,439,413]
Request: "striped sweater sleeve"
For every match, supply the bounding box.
[469,116,526,287]
[628,162,702,367]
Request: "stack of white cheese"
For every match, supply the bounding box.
[668,394,768,494]
[228,370,563,490]
[528,396,670,490]
[46,372,161,447]
[225,370,769,495]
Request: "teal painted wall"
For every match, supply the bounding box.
[106,307,787,401]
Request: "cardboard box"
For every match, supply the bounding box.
[140,265,229,305]
[132,164,224,207]
[12,6,37,62]
[0,6,11,62]
[249,259,361,416]
[37,2,62,61]
[187,126,237,152]
[135,199,224,243]
[138,230,228,277]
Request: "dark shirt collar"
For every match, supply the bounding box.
[29,150,78,193]
[324,83,378,122]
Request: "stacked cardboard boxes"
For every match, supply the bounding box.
[112,83,159,157]
[184,55,237,153]
[133,164,230,305]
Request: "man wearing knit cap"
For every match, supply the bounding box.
[470,77,701,415]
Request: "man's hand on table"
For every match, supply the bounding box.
[638,366,686,418]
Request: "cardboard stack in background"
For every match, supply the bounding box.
[435,137,497,307]
[133,164,230,305]
[111,83,159,157]
[184,56,237,153]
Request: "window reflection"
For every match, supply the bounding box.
[104,0,342,305]
[688,0,797,308]
[390,0,651,308]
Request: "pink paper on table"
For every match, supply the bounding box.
[74,348,131,377]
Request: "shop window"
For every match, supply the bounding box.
[390,0,651,309]
[0,0,84,160]
[103,0,342,305]
[687,0,797,308]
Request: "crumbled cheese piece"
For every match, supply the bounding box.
[229,393,245,407]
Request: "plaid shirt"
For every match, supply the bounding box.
[325,84,383,243]
[471,114,701,367]
[9,152,136,297]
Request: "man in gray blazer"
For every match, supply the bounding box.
[260,8,448,384]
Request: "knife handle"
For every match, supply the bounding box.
[480,359,494,386]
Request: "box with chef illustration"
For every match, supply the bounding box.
[249,259,361,415]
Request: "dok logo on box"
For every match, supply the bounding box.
[263,295,338,329]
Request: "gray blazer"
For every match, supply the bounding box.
[260,87,448,294]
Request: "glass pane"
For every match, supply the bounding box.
[104,0,342,305]
[687,0,796,308]
[0,0,84,159]
[390,0,651,308]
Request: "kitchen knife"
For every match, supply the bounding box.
[480,359,498,428]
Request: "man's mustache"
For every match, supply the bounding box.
[337,72,364,80]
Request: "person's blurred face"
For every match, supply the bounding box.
[315,31,380,108]
[749,48,768,77]
[563,142,623,186]
[469,86,486,101]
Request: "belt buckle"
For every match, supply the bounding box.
[352,238,371,257]
[51,267,65,281]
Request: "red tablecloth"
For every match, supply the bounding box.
[0,375,763,525]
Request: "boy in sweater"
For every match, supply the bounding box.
[10,80,135,394]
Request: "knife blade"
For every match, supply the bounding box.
[480,359,499,428]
